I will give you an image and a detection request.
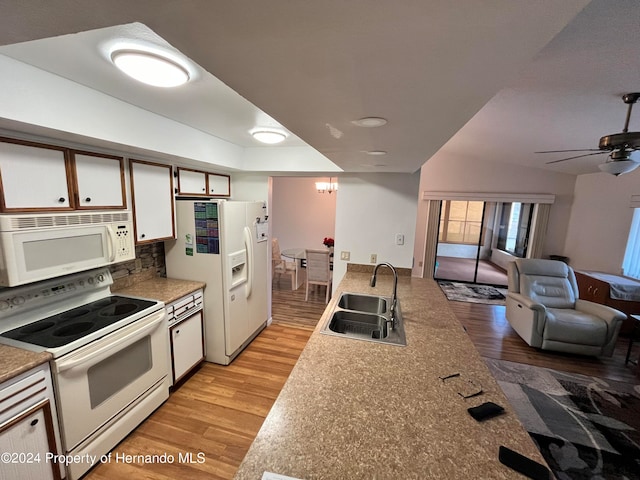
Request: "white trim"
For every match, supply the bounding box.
[422,191,555,204]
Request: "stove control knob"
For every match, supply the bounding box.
[0,300,9,311]
[10,296,25,306]
[96,274,104,283]
[87,277,94,285]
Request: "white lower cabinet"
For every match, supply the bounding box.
[167,290,204,385]
[0,363,65,479]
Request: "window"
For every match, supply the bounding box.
[438,201,484,245]
[496,202,533,257]
[622,208,640,279]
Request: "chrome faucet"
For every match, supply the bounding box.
[370,262,398,330]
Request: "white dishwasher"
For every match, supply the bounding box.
[166,289,205,385]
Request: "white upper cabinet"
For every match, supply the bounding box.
[176,167,231,197]
[74,152,126,209]
[177,168,207,195]
[208,173,231,197]
[0,137,126,212]
[130,159,175,243]
[0,138,72,211]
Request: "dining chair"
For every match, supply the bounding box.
[272,238,296,290]
[305,249,332,303]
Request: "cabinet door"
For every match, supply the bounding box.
[74,151,126,209]
[208,173,231,197]
[170,311,204,383]
[0,401,61,480]
[130,159,175,243]
[177,168,207,195]
[0,138,73,211]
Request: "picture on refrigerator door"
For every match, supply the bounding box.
[194,201,219,254]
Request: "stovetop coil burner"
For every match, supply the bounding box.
[1,295,157,348]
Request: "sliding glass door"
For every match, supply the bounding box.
[435,200,522,287]
[435,200,484,283]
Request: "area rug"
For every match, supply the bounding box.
[437,280,507,305]
[485,358,640,479]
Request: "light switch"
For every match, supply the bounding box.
[395,233,405,245]
[340,251,351,261]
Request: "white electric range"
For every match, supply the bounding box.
[0,267,170,480]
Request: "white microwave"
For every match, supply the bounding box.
[0,212,136,287]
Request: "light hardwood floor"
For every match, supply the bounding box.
[83,280,638,479]
[84,324,312,480]
[450,301,640,383]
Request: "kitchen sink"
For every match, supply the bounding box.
[326,311,388,339]
[320,292,406,346]
[337,293,388,314]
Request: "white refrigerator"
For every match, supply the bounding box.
[165,199,269,365]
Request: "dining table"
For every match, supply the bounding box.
[281,248,307,290]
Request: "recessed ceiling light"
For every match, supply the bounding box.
[364,150,388,155]
[251,129,288,144]
[111,49,190,87]
[352,117,388,128]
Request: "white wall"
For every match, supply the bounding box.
[414,155,576,276]
[563,168,640,273]
[230,173,270,203]
[333,173,420,286]
[271,177,337,252]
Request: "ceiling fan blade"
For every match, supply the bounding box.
[545,151,607,164]
[535,149,602,154]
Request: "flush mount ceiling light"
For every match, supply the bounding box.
[111,49,190,87]
[351,117,388,128]
[251,129,288,144]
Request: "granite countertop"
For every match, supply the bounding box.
[0,344,51,384]
[234,272,547,479]
[112,276,206,305]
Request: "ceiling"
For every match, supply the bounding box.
[0,0,637,176]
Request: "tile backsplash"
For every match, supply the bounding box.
[109,242,166,291]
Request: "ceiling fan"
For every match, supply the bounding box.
[536,92,640,175]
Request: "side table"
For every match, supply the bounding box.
[625,315,640,366]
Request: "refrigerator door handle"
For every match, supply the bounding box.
[243,226,254,298]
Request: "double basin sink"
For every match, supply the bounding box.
[320,292,407,346]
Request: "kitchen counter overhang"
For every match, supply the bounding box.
[234,272,546,479]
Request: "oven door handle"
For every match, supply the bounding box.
[55,310,166,374]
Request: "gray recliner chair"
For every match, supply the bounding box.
[506,259,625,357]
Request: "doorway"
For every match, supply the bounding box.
[434,201,532,287]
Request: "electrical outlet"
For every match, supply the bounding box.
[340,251,350,261]
[395,233,405,245]
[370,254,377,264]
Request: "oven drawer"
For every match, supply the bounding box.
[54,308,169,450]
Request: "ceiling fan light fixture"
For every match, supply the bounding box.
[111,49,190,87]
[598,160,639,176]
[251,129,288,144]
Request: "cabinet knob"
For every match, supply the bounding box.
[58,197,66,203]
[141,233,146,239]
[202,188,206,192]
[30,418,39,427]
[85,197,92,202]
